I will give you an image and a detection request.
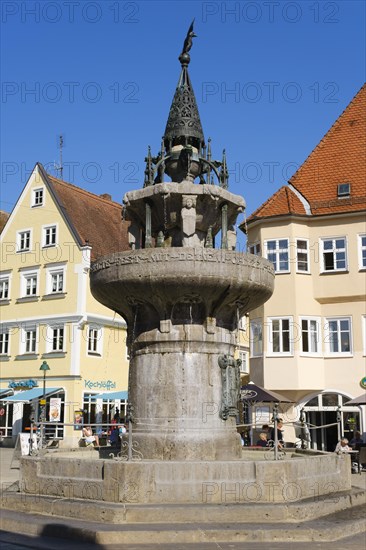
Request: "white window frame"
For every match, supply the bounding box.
[250,319,263,357]
[87,326,103,356]
[0,329,10,355]
[21,325,38,355]
[296,238,310,273]
[264,238,290,273]
[320,236,347,273]
[248,242,261,256]
[300,317,321,355]
[337,183,350,198]
[324,317,352,355]
[0,272,11,301]
[42,224,58,248]
[17,229,31,252]
[51,271,64,293]
[0,278,9,300]
[25,274,37,296]
[267,317,293,356]
[238,349,249,374]
[20,268,39,298]
[31,187,44,207]
[46,325,65,353]
[358,234,366,270]
[45,263,66,295]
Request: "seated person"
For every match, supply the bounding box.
[269,419,285,448]
[349,431,363,450]
[82,426,99,446]
[109,428,119,446]
[256,432,268,447]
[334,438,351,453]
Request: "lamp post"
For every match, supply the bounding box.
[39,361,50,446]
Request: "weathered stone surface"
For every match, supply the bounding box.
[90,247,274,332]
[123,182,245,236]
[19,452,351,505]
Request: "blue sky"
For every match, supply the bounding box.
[1,0,365,247]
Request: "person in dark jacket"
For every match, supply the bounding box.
[256,432,268,447]
[269,419,284,448]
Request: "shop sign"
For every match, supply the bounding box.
[74,410,83,430]
[241,389,258,400]
[84,380,116,390]
[360,377,366,390]
[49,398,61,422]
[8,379,38,390]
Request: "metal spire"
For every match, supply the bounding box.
[163,20,205,153]
[143,146,154,187]
[219,149,229,189]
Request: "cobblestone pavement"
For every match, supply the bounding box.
[1,531,366,550]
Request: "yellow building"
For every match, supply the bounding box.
[0,163,130,446]
[243,85,366,450]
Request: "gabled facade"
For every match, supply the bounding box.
[242,84,366,451]
[0,164,130,445]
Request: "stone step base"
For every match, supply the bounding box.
[1,487,365,525]
[0,483,366,524]
[0,504,365,544]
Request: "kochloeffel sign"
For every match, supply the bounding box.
[84,380,116,390]
[8,379,38,390]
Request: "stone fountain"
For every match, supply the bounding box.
[15,24,351,511]
[90,23,274,463]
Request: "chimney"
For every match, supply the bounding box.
[100,193,112,201]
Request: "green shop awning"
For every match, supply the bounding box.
[2,387,62,403]
[93,390,128,401]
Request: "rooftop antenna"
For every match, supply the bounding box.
[54,134,64,178]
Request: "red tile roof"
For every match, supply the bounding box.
[41,168,130,260]
[247,84,366,223]
[0,210,9,234]
[249,186,306,220]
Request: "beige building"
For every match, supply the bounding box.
[0,164,130,446]
[243,84,366,451]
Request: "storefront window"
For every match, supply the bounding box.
[0,402,13,437]
[322,393,338,407]
[303,391,360,452]
[83,393,98,425]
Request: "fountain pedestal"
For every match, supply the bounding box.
[90,245,274,461]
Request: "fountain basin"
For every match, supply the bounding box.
[90,247,274,332]
[19,450,351,505]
